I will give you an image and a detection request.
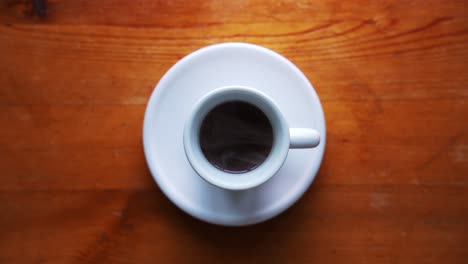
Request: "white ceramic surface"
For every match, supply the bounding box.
[143,42,326,226]
[183,85,320,191]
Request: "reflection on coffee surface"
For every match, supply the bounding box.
[199,101,274,173]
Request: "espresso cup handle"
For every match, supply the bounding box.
[289,128,320,148]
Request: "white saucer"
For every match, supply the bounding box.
[143,43,326,226]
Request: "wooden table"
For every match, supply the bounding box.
[1,0,467,263]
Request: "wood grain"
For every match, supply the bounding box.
[1,0,467,263]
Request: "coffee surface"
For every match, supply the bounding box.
[199,101,274,173]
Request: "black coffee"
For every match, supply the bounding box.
[199,101,274,173]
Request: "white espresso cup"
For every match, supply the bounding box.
[184,85,320,191]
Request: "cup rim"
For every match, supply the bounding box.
[183,85,290,190]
